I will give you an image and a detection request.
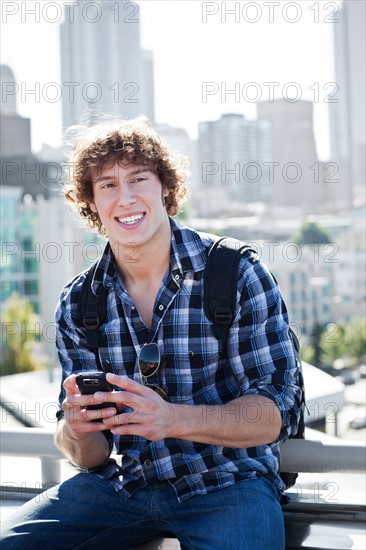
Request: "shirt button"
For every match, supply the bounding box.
[174,274,180,280]
[144,460,152,467]
[158,304,164,311]
[131,306,135,310]
[106,283,112,288]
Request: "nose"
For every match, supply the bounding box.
[117,184,136,207]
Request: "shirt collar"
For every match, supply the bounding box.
[91,218,213,294]
[169,217,210,277]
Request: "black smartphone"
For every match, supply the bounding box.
[76,372,116,421]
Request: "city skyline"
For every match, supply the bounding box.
[1,1,365,361]
[1,0,341,159]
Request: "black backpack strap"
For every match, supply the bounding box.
[77,262,108,350]
[204,237,256,340]
[289,327,309,425]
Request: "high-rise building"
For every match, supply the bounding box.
[60,0,153,130]
[154,122,197,183]
[0,63,105,361]
[0,64,17,115]
[0,65,32,158]
[198,113,271,211]
[329,0,366,207]
[0,183,105,361]
[143,50,155,124]
[257,99,322,212]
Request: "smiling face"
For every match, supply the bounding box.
[89,163,170,254]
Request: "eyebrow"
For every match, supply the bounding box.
[94,167,150,184]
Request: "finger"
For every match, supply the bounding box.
[64,404,117,427]
[103,408,141,427]
[106,373,150,396]
[107,421,161,441]
[66,392,112,407]
[64,415,112,433]
[80,406,118,423]
[62,398,117,421]
[109,422,145,437]
[63,374,79,395]
[92,389,143,410]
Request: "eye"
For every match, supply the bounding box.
[101,182,115,189]
[130,177,147,184]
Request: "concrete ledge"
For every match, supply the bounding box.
[1,427,365,550]
[280,436,366,474]
[2,427,365,485]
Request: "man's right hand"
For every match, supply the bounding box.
[54,374,115,468]
[61,374,117,436]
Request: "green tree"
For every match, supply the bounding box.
[344,318,366,364]
[176,200,191,222]
[319,322,347,367]
[295,319,364,371]
[300,342,315,364]
[294,220,332,245]
[0,293,40,376]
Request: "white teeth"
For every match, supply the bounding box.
[118,214,143,224]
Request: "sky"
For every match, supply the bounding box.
[1,0,343,159]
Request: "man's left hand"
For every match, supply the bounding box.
[98,373,175,441]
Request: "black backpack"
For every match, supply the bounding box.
[203,237,306,490]
[77,236,306,489]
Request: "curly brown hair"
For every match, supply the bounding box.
[64,117,189,235]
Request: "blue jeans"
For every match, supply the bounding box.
[1,473,285,549]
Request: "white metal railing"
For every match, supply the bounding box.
[1,427,365,487]
[1,427,64,487]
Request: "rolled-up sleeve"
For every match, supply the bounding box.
[227,255,302,444]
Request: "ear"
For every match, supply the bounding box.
[89,201,98,213]
[162,187,169,198]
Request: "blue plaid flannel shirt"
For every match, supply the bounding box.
[55,218,302,502]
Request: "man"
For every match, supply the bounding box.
[1,118,301,549]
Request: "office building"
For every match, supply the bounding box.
[0,69,105,360]
[197,113,271,215]
[155,122,197,181]
[0,65,32,158]
[257,99,322,212]
[143,50,155,123]
[329,0,366,207]
[0,183,105,361]
[60,0,153,130]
